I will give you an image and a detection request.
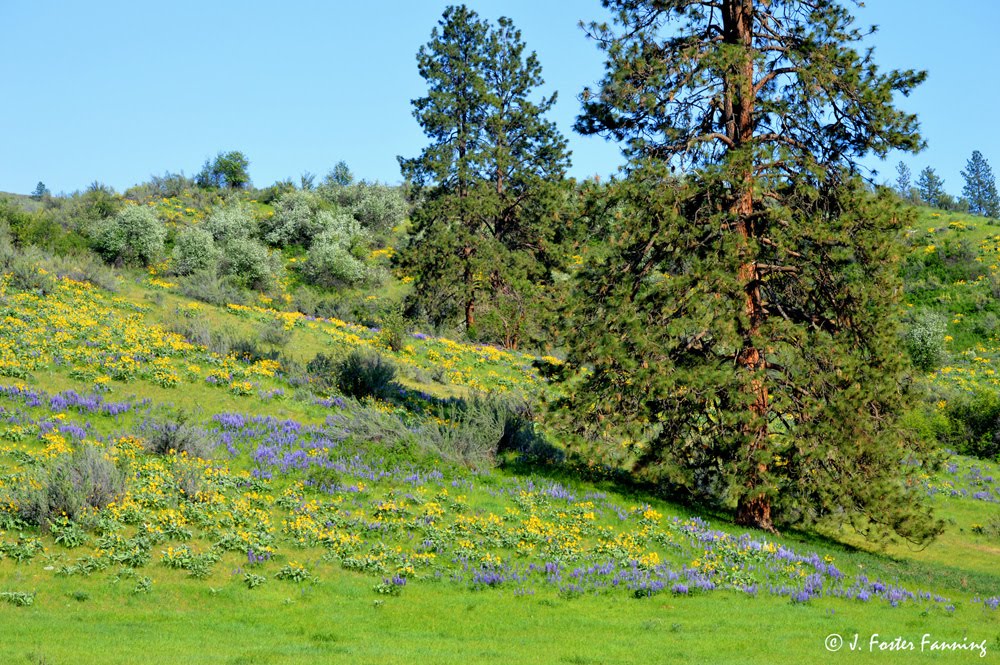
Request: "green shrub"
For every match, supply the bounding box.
[338,351,399,401]
[418,395,553,468]
[331,182,408,234]
[971,514,1000,541]
[139,414,215,459]
[902,310,947,372]
[302,241,368,287]
[178,269,248,307]
[377,308,407,352]
[255,178,297,205]
[263,190,329,247]
[148,172,194,199]
[196,151,251,190]
[14,446,125,526]
[91,204,165,267]
[172,226,219,275]
[203,201,257,244]
[942,389,1000,460]
[219,236,282,291]
[301,214,372,287]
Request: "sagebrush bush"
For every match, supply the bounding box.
[7,248,55,294]
[45,252,120,291]
[91,204,165,267]
[178,269,248,307]
[230,337,280,364]
[337,351,400,401]
[169,318,240,357]
[259,320,292,350]
[306,353,339,394]
[417,395,554,468]
[14,446,124,526]
[138,414,216,459]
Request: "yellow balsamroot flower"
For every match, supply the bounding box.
[639,551,661,568]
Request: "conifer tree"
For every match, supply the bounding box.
[917,167,946,209]
[961,150,999,218]
[895,162,912,199]
[30,181,49,201]
[399,5,570,345]
[561,0,941,542]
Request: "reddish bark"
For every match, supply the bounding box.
[723,0,776,534]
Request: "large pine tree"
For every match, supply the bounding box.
[560,0,941,542]
[399,6,570,346]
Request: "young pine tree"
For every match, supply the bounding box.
[961,150,999,218]
[561,0,941,543]
[895,162,912,200]
[398,5,570,346]
[917,166,947,209]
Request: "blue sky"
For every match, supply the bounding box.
[1,1,995,197]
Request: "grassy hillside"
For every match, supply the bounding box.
[0,201,999,663]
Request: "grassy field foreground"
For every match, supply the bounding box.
[2,573,995,665]
[0,272,997,664]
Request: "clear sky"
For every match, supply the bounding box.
[1,1,996,197]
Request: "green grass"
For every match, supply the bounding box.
[1,204,1000,663]
[2,568,995,665]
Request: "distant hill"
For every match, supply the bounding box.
[0,190,45,213]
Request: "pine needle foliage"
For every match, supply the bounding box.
[558,0,942,544]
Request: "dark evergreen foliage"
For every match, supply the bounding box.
[961,150,999,218]
[917,167,947,209]
[559,0,942,543]
[398,5,572,347]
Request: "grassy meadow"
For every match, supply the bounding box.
[0,209,999,664]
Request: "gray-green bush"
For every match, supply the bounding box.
[203,201,257,244]
[178,269,249,307]
[301,213,371,287]
[218,236,283,290]
[172,226,218,275]
[263,190,328,247]
[307,350,400,401]
[14,446,125,526]
[418,395,555,469]
[91,204,165,267]
[138,414,216,459]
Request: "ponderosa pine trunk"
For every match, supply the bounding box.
[722,0,775,534]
